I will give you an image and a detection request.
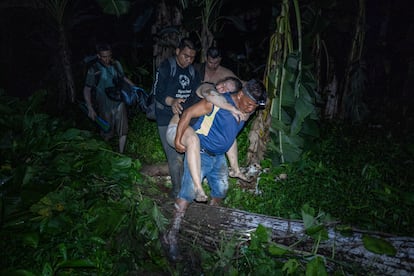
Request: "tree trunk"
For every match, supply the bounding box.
[58,26,75,108]
[246,109,271,165]
[164,202,414,275]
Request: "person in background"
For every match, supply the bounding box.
[83,43,135,153]
[152,38,201,198]
[196,46,248,181]
[163,79,267,261]
[195,46,237,84]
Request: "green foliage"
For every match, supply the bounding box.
[0,93,170,274]
[125,112,165,164]
[266,3,321,165]
[226,122,414,235]
[362,235,397,256]
[202,224,333,275]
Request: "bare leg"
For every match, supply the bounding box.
[167,115,207,202]
[181,127,208,202]
[226,140,249,181]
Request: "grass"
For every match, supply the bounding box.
[125,112,166,164]
[224,122,414,236]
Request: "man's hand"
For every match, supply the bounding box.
[172,98,186,115]
[174,136,186,153]
[87,106,97,121]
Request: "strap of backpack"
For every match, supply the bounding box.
[92,63,101,87]
[168,56,194,79]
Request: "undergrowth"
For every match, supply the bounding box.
[1,91,413,275]
[225,122,414,236]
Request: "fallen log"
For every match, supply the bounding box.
[163,202,414,275]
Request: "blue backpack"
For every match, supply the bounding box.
[91,61,150,111]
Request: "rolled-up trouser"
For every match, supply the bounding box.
[158,125,184,198]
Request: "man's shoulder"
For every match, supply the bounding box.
[157,58,173,74]
[218,65,236,77]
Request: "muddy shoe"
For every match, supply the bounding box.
[162,232,181,262]
[194,188,208,203]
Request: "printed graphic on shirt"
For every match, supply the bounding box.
[195,106,220,136]
[176,74,192,98]
[179,74,190,88]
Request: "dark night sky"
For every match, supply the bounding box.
[0,0,413,117]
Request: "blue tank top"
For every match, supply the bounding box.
[193,93,245,155]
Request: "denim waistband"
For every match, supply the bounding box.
[200,148,216,157]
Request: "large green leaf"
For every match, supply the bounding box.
[281,134,303,162]
[291,87,315,135]
[270,118,290,135]
[87,203,128,236]
[362,235,397,256]
[305,256,328,276]
[280,82,296,107]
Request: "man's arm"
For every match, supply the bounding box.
[198,84,244,122]
[152,66,184,114]
[175,99,213,153]
[83,69,96,120]
[83,87,97,120]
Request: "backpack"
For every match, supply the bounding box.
[146,57,195,120]
[90,61,150,112]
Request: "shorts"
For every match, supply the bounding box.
[178,151,228,202]
[166,123,177,148]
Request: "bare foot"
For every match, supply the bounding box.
[194,188,208,203]
[229,170,250,182]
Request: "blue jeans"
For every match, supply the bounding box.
[178,151,229,202]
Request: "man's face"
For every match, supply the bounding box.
[238,91,258,114]
[216,80,236,93]
[98,50,112,66]
[176,47,196,68]
[206,56,221,71]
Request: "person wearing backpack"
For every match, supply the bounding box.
[152,38,201,198]
[83,43,135,153]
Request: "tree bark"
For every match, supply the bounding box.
[58,26,75,107]
[165,202,414,275]
[246,109,271,165]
